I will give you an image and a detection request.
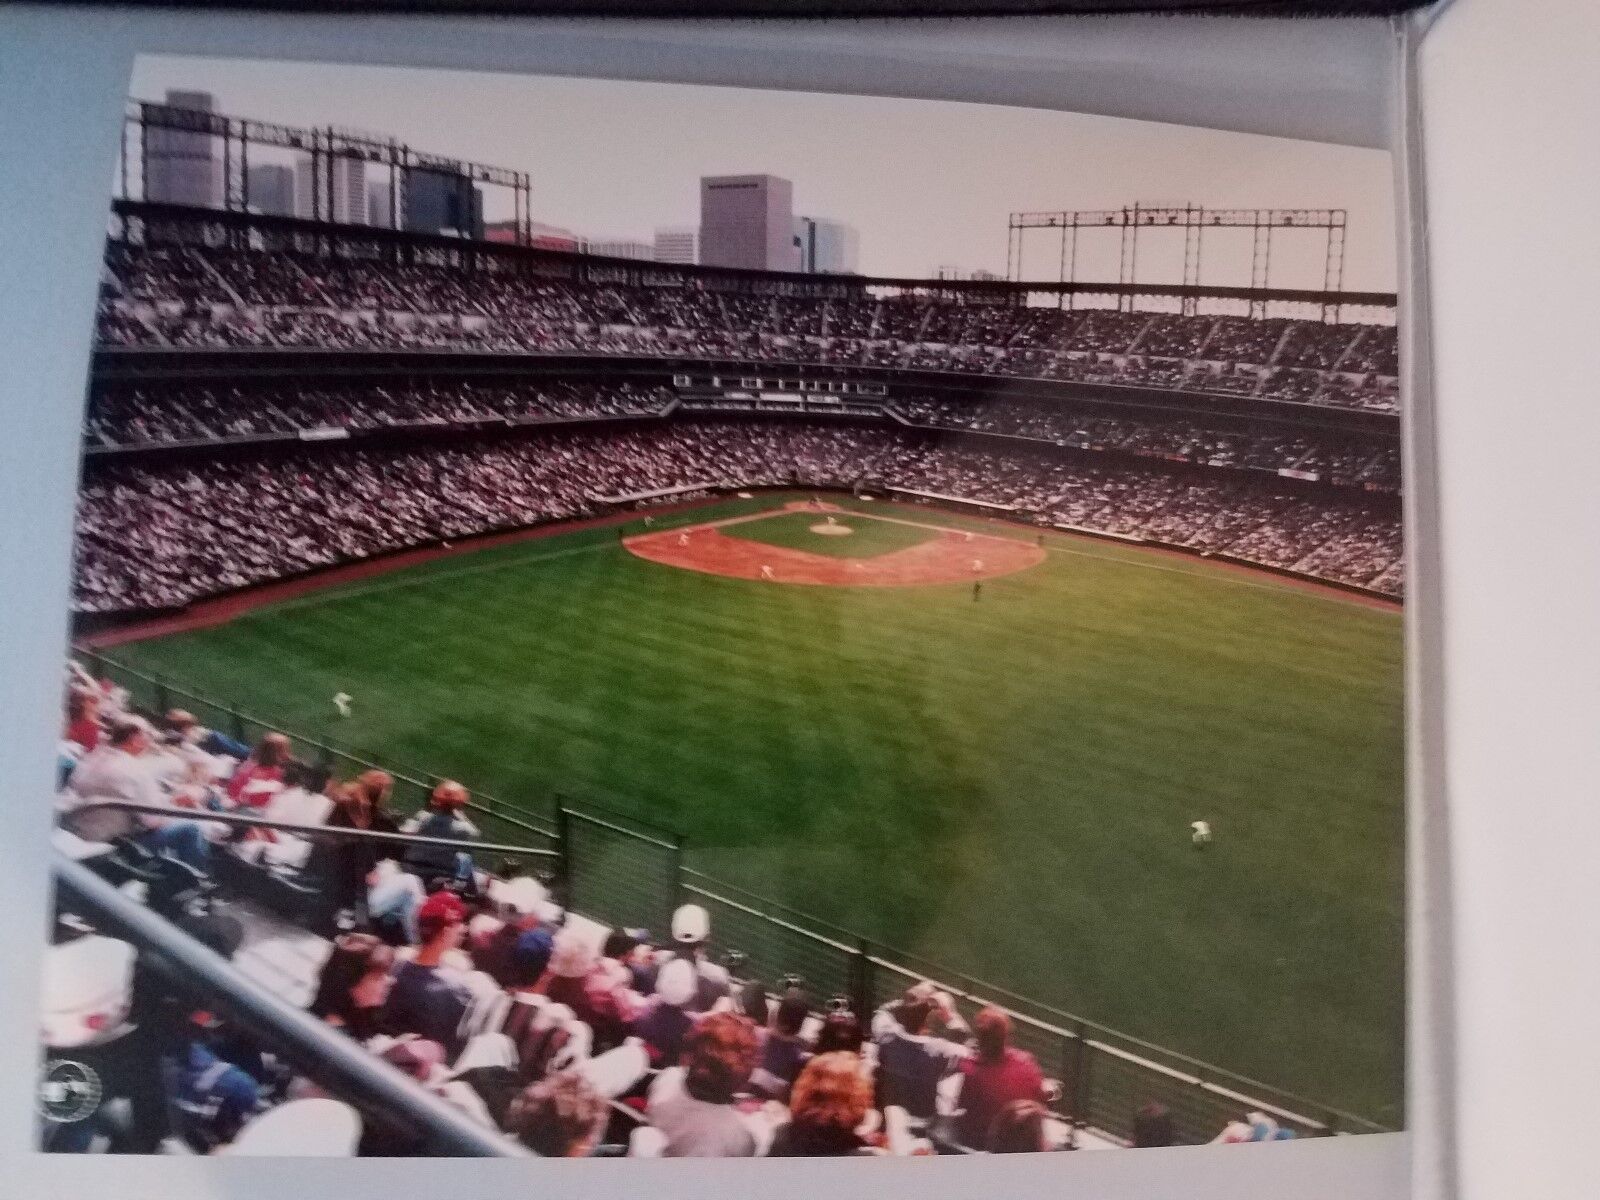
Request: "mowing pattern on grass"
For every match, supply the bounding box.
[720,510,940,559]
[107,493,1405,1125]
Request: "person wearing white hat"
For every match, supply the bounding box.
[664,904,731,1014]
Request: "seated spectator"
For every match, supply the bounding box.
[317,770,399,922]
[164,708,251,761]
[400,779,480,891]
[534,927,599,1018]
[751,986,811,1100]
[1132,1100,1176,1147]
[634,957,698,1068]
[309,932,395,1040]
[986,1098,1052,1153]
[383,890,473,1054]
[602,926,657,995]
[475,881,556,988]
[226,732,293,810]
[64,687,102,752]
[647,1011,760,1158]
[234,761,336,867]
[767,1051,876,1157]
[505,1070,609,1157]
[954,1005,1044,1148]
[1212,1111,1296,1143]
[63,716,213,870]
[813,1008,865,1057]
[734,979,770,1028]
[366,858,427,946]
[871,984,970,1122]
[664,903,731,1012]
[165,1013,268,1153]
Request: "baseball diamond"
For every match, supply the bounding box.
[625,502,1047,586]
[93,490,1405,1126]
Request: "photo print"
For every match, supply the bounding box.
[44,54,1404,1160]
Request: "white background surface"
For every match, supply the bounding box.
[0,2,1592,1197]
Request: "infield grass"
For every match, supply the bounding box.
[104,492,1406,1126]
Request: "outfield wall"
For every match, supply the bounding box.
[77,484,1399,648]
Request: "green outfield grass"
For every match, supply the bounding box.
[720,510,940,558]
[106,493,1405,1125]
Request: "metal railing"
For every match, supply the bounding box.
[52,854,531,1157]
[68,649,1392,1145]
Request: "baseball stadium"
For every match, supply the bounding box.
[43,99,1403,1159]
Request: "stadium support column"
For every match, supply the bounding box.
[118,109,130,202]
[137,105,149,204]
[1250,216,1273,320]
[1118,203,1140,314]
[554,801,572,910]
[1065,1021,1091,1132]
[1058,216,1079,313]
[1322,212,1347,324]
[849,937,873,1022]
[1182,204,1203,318]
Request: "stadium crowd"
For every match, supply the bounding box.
[85,381,672,447]
[82,378,1400,494]
[49,670,1303,1157]
[72,418,1402,614]
[891,395,1399,490]
[97,242,1400,412]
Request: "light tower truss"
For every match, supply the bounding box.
[1006,205,1350,322]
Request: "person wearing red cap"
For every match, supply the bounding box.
[382,890,472,1055]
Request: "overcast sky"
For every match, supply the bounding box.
[133,55,1396,291]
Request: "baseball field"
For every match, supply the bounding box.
[96,492,1406,1126]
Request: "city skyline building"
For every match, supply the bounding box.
[653,226,698,266]
[700,174,796,272]
[586,237,654,262]
[367,179,393,229]
[294,152,368,225]
[245,163,294,218]
[144,89,221,209]
[403,170,484,239]
[793,216,859,274]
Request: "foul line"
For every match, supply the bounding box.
[257,540,614,616]
[207,496,1395,623]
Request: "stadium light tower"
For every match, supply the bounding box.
[1006,205,1349,322]
[119,99,535,246]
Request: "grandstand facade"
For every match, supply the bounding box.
[76,202,1402,621]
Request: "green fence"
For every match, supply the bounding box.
[70,649,1390,1146]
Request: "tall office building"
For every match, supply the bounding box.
[144,90,221,209]
[294,153,368,225]
[653,226,698,265]
[367,179,393,229]
[793,216,860,274]
[700,175,796,271]
[403,171,484,239]
[245,164,294,217]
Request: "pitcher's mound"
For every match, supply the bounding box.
[810,522,853,536]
